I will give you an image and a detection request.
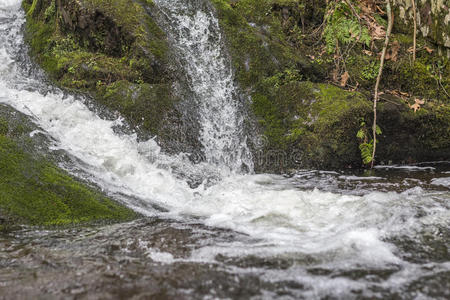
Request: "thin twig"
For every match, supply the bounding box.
[412,0,417,63]
[371,0,393,168]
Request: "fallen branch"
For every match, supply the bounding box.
[371,0,393,168]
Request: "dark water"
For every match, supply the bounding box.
[1,164,449,300]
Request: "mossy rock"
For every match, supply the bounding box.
[22,0,181,139]
[211,0,326,89]
[252,81,372,171]
[213,0,450,170]
[392,0,450,51]
[0,105,137,229]
[377,96,450,164]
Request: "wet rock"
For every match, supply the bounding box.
[393,0,450,56]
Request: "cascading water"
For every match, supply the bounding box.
[0,1,449,298]
[153,0,253,174]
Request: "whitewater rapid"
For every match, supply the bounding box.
[0,1,449,296]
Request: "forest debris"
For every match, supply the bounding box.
[363,50,373,56]
[385,41,400,61]
[340,71,350,87]
[359,0,377,14]
[356,0,386,40]
[409,98,425,113]
[386,90,411,102]
[350,82,360,91]
[331,68,339,82]
[359,14,386,40]
[407,45,434,54]
[424,46,434,53]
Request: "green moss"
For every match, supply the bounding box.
[211,0,323,89]
[0,135,136,226]
[0,106,137,228]
[376,97,450,163]
[0,118,8,136]
[23,0,173,139]
[252,80,372,169]
[97,80,177,136]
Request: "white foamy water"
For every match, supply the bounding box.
[0,1,449,296]
[154,0,253,174]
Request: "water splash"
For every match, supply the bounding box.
[154,0,253,174]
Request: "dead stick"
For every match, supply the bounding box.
[371,0,393,168]
[412,0,417,63]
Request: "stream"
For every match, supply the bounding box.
[0,0,449,299]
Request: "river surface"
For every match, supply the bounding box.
[0,1,449,299]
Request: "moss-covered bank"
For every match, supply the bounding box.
[211,0,450,170]
[0,105,137,232]
[22,0,192,149]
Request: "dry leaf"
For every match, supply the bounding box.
[371,23,386,39]
[385,41,400,61]
[358,0,377,15]
[340,71,350,87]
[363,50,373,56]
[424,46,434,53]
[409,98,425,113]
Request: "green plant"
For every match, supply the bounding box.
[323,1,371,54]
[361,61,379,80]
[44,0,56,21]
[262,68,303,89]
[356,120,381,165]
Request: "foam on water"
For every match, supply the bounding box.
[0,1,449,295]
[154,0,253,174]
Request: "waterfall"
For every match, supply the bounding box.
[1,3,449,297]
[153,0,254,174]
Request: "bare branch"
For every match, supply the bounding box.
[371,0,393,168]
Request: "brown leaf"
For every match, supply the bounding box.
[363,50,373,56]
[424,46,434,53]
[385,41,400,61]
[358,0,377,15]
[409,98,425,113]
[371,23,386,39]
[415,98,425,105]
[340,71,350,87]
